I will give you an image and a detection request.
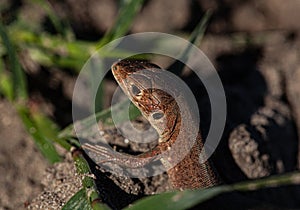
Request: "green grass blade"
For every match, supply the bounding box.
[0,70,14,101]
[31,0,70,37]
[96,0,145,49]
[8,25,93,72]
[70,149,110,210]
[62,189,93,210]
[125,171,300,210]
[231,171,300,191]
[125,186,229,210]
[168,11,212,75]
[59,99,140,138]
[188,10,212,47]
[31,111,72,150]
[17,105,62,163]
[8,23,149,73]
[88,57,105,112]
[0,22,28,100]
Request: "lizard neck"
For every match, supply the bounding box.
[158,111,221,189]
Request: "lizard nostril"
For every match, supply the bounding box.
[112,64,118,71]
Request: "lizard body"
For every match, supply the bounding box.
[83,59,220,190]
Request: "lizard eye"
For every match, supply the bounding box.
[131,84,141,96]
[152,112,164,120]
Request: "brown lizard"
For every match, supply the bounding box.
[83,59,220,190]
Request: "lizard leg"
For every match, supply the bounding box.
[82,143,161,168]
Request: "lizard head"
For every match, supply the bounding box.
[111,59,180,141]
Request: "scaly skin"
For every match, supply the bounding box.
[83,59,220,190]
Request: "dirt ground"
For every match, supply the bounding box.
[1,0,300,209]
